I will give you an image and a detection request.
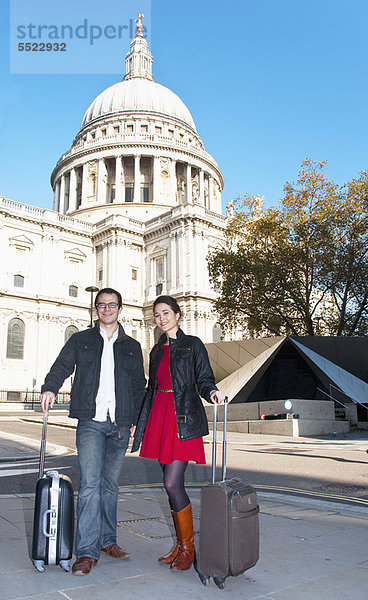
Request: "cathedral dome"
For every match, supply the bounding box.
[81,78,197,132]
[51,15,224,221]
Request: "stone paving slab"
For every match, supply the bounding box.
[267,565,368,600]
[0,487,368,600]
[1,412,368,600]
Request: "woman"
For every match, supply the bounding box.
[132,295,225,571]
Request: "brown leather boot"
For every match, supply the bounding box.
[170,503,195,571]
[158,509,180,564]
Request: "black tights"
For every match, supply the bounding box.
[160,460,190,512]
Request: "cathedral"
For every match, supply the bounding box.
[1,18,227,395]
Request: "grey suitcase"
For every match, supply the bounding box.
[195,400,259,589]
[31,410,74,572]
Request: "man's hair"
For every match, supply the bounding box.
[95,287,123,309]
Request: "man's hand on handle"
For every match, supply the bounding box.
[210,390,226,404]
[40,391,56,413]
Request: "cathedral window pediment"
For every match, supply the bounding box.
[149,244,166,259]
[64,247,87,263]
[9,235,34,251]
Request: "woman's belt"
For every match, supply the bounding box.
[157,388,174,393]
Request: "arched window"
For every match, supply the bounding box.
[69,285,78,298]
[65,325,78,343]
[14,274,24,288]
[6,318,25,359]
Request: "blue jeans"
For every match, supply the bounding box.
[75,417,130,559]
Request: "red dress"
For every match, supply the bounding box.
[140,345,206,464]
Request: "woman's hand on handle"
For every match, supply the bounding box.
[40,391,55,413]
[130,425,136,438]
[210,390,226,404]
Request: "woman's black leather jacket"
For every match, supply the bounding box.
[132,328,217,451]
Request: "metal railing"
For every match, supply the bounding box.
[0,390,70,408]
[317,385,368,421]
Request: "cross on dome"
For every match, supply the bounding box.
[135,12,144,36]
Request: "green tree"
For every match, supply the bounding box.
[208,160,368,337]
[328,170,368,335]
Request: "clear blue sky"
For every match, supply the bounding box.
[1,0,368,211]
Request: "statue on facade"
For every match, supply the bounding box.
[226,200,235,218]
[177,178,186,203]
[252,194,264,217]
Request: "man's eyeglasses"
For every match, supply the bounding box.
[96,302,119,309]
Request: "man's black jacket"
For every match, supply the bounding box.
[41,322,146,427]
[132,328,217,451]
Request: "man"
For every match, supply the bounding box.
[40,288,146,576]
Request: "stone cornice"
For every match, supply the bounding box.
[0,197,93,240]
[144,207,226,238]
[0,289,90,310]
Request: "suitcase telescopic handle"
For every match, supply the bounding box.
[211,396,229,484]
[38,409,48,479]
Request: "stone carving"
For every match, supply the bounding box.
[177,178,186,203]
[192,182,199,203]
[226,200,235,217]
[160,158,170,172]
[253,194,264,216]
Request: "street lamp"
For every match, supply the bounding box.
[85,286,99,328]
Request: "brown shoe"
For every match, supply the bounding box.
[170,504,195,571]
[100,543,130,559]
[158,509,180,565]
[72,556,98,576]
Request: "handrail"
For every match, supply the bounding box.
[316,387,348,409]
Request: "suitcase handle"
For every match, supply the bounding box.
[38,409,48,479]
[42,509,56,538]
[211,396,228,484]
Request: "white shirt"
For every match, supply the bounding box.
[93,326,119,422]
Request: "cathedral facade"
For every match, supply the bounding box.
[0,22,226,394]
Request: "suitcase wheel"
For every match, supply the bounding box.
[193,557,210,586]
[214,576,226,589]
[199,574,210,586]
[60,560,71,572]
[33,560,45,573]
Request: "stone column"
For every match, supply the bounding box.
[186,164,192,204]
[69,168,77,212]
[153,156,160,202]
[114,156,123,203]
[217,187,222,213]
[59,175,65,214]
[133,155,141,203]
[168,232,175,294]
[199,170,205,205]
[97,159,107,204]
[103,241,109,286]
[191,223,198,290]
[53,180,60,212]
[109,234,118,288]
[175,231,181,288]
[170,159,177,203]
[81,164,88,206]
[208,176,214,211]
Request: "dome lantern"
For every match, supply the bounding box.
[124,12,154,82]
